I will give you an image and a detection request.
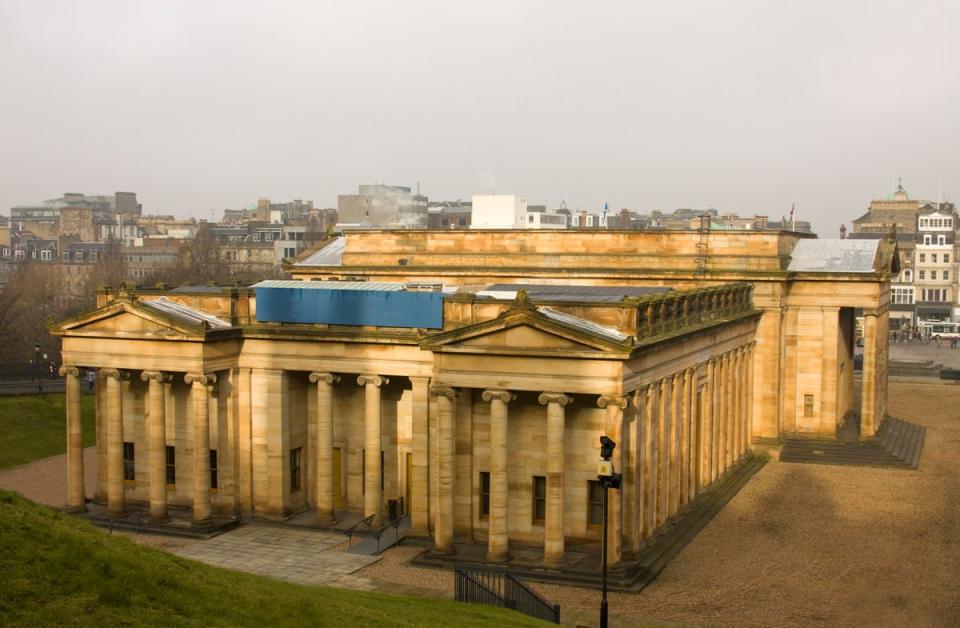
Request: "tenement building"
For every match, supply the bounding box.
[51,228,896,576]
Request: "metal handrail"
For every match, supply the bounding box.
[453,564,560,624]
[343,513,375,548]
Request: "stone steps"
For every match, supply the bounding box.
[780,417,924,469]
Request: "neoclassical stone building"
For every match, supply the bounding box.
[51,229,896,568]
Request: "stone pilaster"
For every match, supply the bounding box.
[357,375,389,524]
[141,370,171,523]
[185,372,216,528]
[598,394,628,566]
[60,366,86,513]
[669,372,681,518]
[679,368,691,507]
[430,386,458,555]
[309,372,340,525]
[539,392,571,566]
[482,389,515,563]
[409,376,431,536]
[99,368,126,518]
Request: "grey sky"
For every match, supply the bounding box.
[1,0,958,236]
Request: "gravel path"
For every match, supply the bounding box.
[0,446,96,507]
[359,381,960,627]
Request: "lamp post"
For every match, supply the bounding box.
[33,343,41,392]
[597,436,622,628]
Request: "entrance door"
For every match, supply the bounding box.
[405,452,413,515]
[333,447,342,509]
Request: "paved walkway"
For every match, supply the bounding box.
[168,523,380,587]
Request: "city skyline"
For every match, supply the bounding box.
[2,1,959,237]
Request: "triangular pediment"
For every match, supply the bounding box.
[422,309,632,357]
[50,300,206,339]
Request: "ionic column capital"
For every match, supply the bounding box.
[98,368,127,381]
[430,385,458,401]
[184,372,217,386]
[597,394,628,410]
[357,374,389,387]
[59,365,80,377]
[310,372,341,385]
[538,392,572,407]
[482,389,516,404]
[141,370,172,383]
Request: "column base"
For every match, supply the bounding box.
[147,514,171,525]
[314,515,338,527]
[191,518,214,530]
[431,544,457,556]
[65,503,88,514]
[542,554,566,569]
[107,508,127,519]
[485,549,511,564]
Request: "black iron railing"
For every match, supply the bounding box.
[454,564,560,624]
[343,513,376,548]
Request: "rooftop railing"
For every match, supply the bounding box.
[634,283,754,339]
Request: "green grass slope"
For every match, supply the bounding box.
[0,394,96,469]
[0,490,548,627]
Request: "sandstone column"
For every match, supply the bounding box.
[745,343,755,453]
[669,373,681,517]
[679,368,691,507]
[539,392,571,566]
[732,348,741,464]
[656,377,669,527]
[599,394,627,566]
[61,366,86,513]
[185,372,216,528]
[641,383,656,538]
[481,389,515,563]
[861,310,879,437]
[719,352,729,473]
[141,370,170,523]
[409,376,431,536]
[309,372,340,525]
[357,375,389,524]
[100,368,126,518]
[431,385,457,555]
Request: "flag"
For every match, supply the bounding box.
[789,203,795,220]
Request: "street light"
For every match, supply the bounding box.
[597,435,622,628]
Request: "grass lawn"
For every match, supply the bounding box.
[0,489,549,627]
[0,394,96,469]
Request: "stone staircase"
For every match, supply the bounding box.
[887,359,942,378]
[780,416,925,469]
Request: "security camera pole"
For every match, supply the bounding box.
[597,435,622,628]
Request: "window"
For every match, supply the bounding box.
[40,250,51,260]
[123,442,135,481]
[90,252,97,262]
[283,247,296,258]
[290,447,302,491]
[62,251,70,261]
[165,446,176,485]
[903,269,913,282]
[924,235,932,245]
[265,232,274,242]
[253,232,262,241]
[919,270,925,280]
[939,235,947,245]
[892,287,914,305]
[441,218,449,226]
[588,480,604,525]
[206,449,218,489]
[946,254,951,263]
[920,253,926,263]
[945,271,951,281]
[932,254,938,263]
[532,476,546,523]
[479,471,490,517]
[932,270,937,280]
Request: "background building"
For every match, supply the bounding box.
[338,184,428,229]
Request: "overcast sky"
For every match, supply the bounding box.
[1,1,958,236]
